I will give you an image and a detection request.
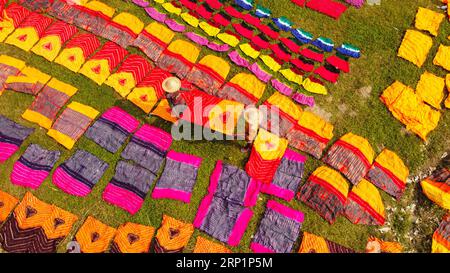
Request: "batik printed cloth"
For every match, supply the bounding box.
[152,151,202,203]
[186,55,230,94]
[0,115,34,163]
[99,12,144,48]
[421,168,450,210]
[215,73,266,106]
[432,215,450,253]
[22,78,78,129]
[48,0,84,25]
[0,192,78,253]
[4,66,51,95]
[0,3,31,42]
[73,216,116,253]
[54,33,101,72]
[72,1,115,35]
[154,215,194,253]
[11,144,61,189]
[251,200,304,253]
[103,161,156,214]
[121,124,172,174]
[0,190,19,224]
[110,222,155,253]
[52,149,109,197]
[298,232,355,253]
[21,0,58,12]
[156,39,200,78]
[47,102,99,150]
[0,55,26,95]
[193,236,232,253]
[132,22,175,62]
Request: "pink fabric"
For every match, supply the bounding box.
[193,194,214,228]
[250,242,275,253]
[102,183,144,215]
[185,32,209,46]
[271,79,293,96]
[228,208,253,246]
[260,183,295,202]
[207,160,223,194]
[284,149,307,162]
[102,107,140,133]
[267,200,304,223]
[249,63,272,83]
[164,18,186,32]
[228,50,250,68]
[10,161,49,189]
[167,150,202,167]
[292,93,315,107]
[134,125,173,151]
[0,143,19,162]
[244,178,261,207]
[151,187,192,203]
[145,7,167,23]
[52,167,92,197]
[207,42,230,52]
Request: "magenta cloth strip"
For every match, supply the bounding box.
[271,79,293,96]
[228,50,250,68]
[267,200,304,223]
[0,143,19,162]
[10,161,49,189]
[102,107,140,133]
[134,124,173,151]
[292,93,315,107]
[228,208,253,246]
[193,193,214,228]
[185,32,209,46]
[102,183,144,215]
[207,42,230,52]
[260,183,295,202]
[207,160,223,194]
[52,167,92,197]
[167,150,202,168]
[244,178,261,207]
[151,187,192,203]
[284,149,307,162]
[164,18,186,32]
[249,63,272,83]
[132,0,150,7]
[250,242,275,253]
[145,7,167,23]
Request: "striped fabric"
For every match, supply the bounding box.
[72,1,116,34]
[216,73,266,106]
[421,168,450,210]
[0,3,31,42]
[0,190,19,224]
[0,115,34,163]
[110,222,155,253]
[132,22,175,61]
[54,33,100,72]
[432,215,450,253]
[0,192,78,253]
[4,66,51,95]
[156,39,200,79]
[100,12,144,48]
[20,0,54,11]
[298,232,355,253]
[154,215,194,253]
[186,55,231,94]
[0,55,26,95]
[193,236,232,253]
[10,144,61,189]
[73,216,116,253]
[47,0,84,25]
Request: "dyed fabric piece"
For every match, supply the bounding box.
[0,55,26,95]
[272,16,293,32]
[0,192,78,253]
[336,43,361,58]
[0,115,34,163]
[233,22,255,40]
[323,133,375,185]
[185,32,209,46]
[0,190,19,224]
[261,150,306,202]
[70,1,115,34]
[207,41,231,52]
[421,168,450,210]
[291,56,315,73]
[193,236,232,253]
[11,144,61,189]
[105,54,153,97]
[345,0,364,8]
[306,0,348,20]
[366,237,403,253]
[240,43,260,59]
[74,216,116,253]
[180,0,200,10]
[415,71,445,109]
[236,0,253,10]
[415,7,445,37]
[380,81,441,141]
[302,76,328,95]
[433,44,450,72]
[186,55,230,94]
[4,66,51,95]
[54,33,101,72]
[432,215,450,253]
[145,6,167,23]
[217,31,241,47]
[132,0,150,7]
[286,111,334,159]
[213,11,232,27]
[79,42,129,85]
[228,50,251,68]
[121,124,172,173]
[0,4,31,43]
[110,222,155,253]
[271,43,292,62]
[197,3,214,20]
[397,29,432,67]
[133,22,175,62]
[216,73,266,105]
[255,4,271,18]
[224,5,243,19]
[298,166,349,224]
[292,93,315,107]
[326,54,350,73]
[260,54,283,72]
[298,232,355,253]
[312,37,334,52]
[103,161,156,214]
[151,99,179,123]
[300,46,324,63]
[48,0,83,25]
[251,200,304,253]
[85,107,140,153]
[199,21,221,37]
[154,215,194,253]
[47,102,99,150]
[181,11,200,27]
[271,79,294,96]
[152,151,202,203]
[100,12,144,48]
[366,149,408,200]
[292,28,313,44]
[162,1,182,15]
[22,78,78,130]
[31,21,78,61]
[252,34,271,50]
[157,40,200,78]
[5,12,53,51]
[281,37,302,54]
[165,18,186,32]
[314,64,340,83]
[53,149,109,197]
[249,62,272,83]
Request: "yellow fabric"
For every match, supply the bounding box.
[22,110,53,130]
[259,55,281,72]
[415,7,445,37]
[47,129,76,150]
[397,29,433,67]
[350,179,385,218]
[67,101,99,119]
[421,178,450,210]
[230,73,266,100]
[433,44,450,71]
[155,215,194,252]
[0,55,26,70]
[381,81,441,141]
[152,99,178,123]
[54,47,86,72]
[199,55,230,80]
[374,149,409,183]
[127,86,159,113]
[181,12,199,27]
[312,166,349,198]
[31,35,64,61]
[113,222,155,253]
[162,2,182,15]
[193,237,232,253]
[75,216,116,253]
[167,40,200,63]
[144,22,175,44]
[240,43,260,59]
[0,15,15,42]
[266,92,302,121]
[340,133,375,164]
[154,0,165,3]
[253,129,289,161]
[217,32,240,47]
[432,239,450,253]
[83,1,115,17]
[416,71,445,109]
[0,190,19,223]
[298,111,334,140]
[208,100,245,135]
[280,68,303,86]
[298,232,330,253]
[105,72,136,97]
[446,74,450,108]
[199,21,221,37]
[79,59,111,85]
[446,94,450,109]
[47,78,78,97]
[5,27,40,52]
[6,66,51,85]
[302,78,328,95]
[112,13,144,35]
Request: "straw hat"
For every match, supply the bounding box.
[162,77,182,94]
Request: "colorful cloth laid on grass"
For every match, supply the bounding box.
[415,7,445,37]
[291,56,315,73]
[85,107,140,153]
[193,236,232,253]
[323,133,375,185]
[314,64,340,83]
[110,222,155,253]
[73,1,116,35]
[165,17,187,33]
[380,81,441,141]
[245,129,289,185]
[271,79,294,96]
[99,12,144,48]
[344,179,385,226]
[298,166,349,224]
[47,102,99,149]
[54,33,101,72]
[181,11,201,27]
[152,151,202,203]
[47,0,84,26]
[31,20,78,61]
[5,12,53,51]
[432,214,450,253]
[0,55,26,95]
[199,20,221,37]
[21,0,60,12]
[10,144,61,189]
[0,192,78,253]
[421,168,450,210]
[302,76,328,95]
[4,66,51,95]
[366,149,409,200]
[298,232,355,253]
[157,39,200,78]
[121,124,172,174]
[154,215,194,253]
[186,55,230,94]
[217,30,241,47]
[259,54,283,73]
[0,3,31,42]
[103,161,156,214]
[415,71,445,109]
[366,237,403,253]
[79,42,129,85]
[216,73,266,106]
[312,37,334,52]
[397,29,433,68]
[22,78,78,129]
[433,44,450,72]
[53,149,109,197]
[251,200,304,253]
[132,22,175,62]
[0,115,34,163]
[228,50,251,68]
[304,0,348,20]
[260,150,306,202]
[0,190,19,224]
[336,43,361,58]
[151,99,179,123]
[145,5,167,23]
[272,16,293,32]
[326,53,350,73]
[73,216,116,253]
[292,93,315,107]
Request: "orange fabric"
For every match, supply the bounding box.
[193,236,232,253]
[113,222,155,253]
[366,237,403,253]
[75,216,116,253]
[0,190,19,223]
[298,232,330,253]
[155,215,194,252]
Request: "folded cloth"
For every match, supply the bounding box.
[0,190,19,224]
[233,22,255,40]
[302,76,328,95]
[337,43,361,59]
[145,6,167,23]
[228,50,251,68]
[281,37,302,54]
[0,55,26,95]
[235,0,254,10]
[243,13,262,28]
[4,66,51,95]
[312,37,334,52]
[193,236,232,253]
[249,62,272,83]
[110,222,155,253]
[291,56,316,73]
[152,151,202,203]
[298,232,355,253]
[314,64,340,83]
[132,0,150,7]
[199,21,221,37]
[415,71,445,109]
[213,11,232,26]
[306,0,348,20]
[415,7,445,37]
[72,216,116,253]
[345,0,365,8]
[420,168,450,210]
[180,0,200,10]
[197,2,214,19]
[432,214,450,253]
[0,4,31,43]
[207,41,231,52]
[224,5,243,18]
[260,54,283,72]
[300,46,324,63]
[103,161,156,214]
[181,11,200,27]
[0,115,34,163]
[165,18,186,32]
[292,28,314,44]
[48,0,83,25]
[255,4,271,18]
[272,16,293,32]
[217,30,241,47]
[133,22,175,62]
[162,1,182,15]
[186,55,230,94]
[326,53,350,73]
[154,215,194,253]
[433,44,450,72]
[71,1,115,34]
[292,93,315,107]
[252,33,271,49]
[216,72,266,105]
[280,67,304,86]
[54,33,101,72]
[10,144,61,189]
[271,79,294,96]
[157,39,200,79]
[185,32,209,46]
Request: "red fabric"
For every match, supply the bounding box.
[0,0,6,19]
[212,13,231,26]
[257,23,280,40]
[280,38,301,54]
[291,0,308,7]
[137,68,172,99]
[2,3,30,26]
[242,13,262,28]
[291,58,315,72]
[314,66,339,83]
[180,89,223,128]
[116,54,153,84]
[299,47,324,63]
[271,44,292,62]
[18,12,53,37]
[197,3,213,20]
[205,0,223,9]
[233,23,254,39]
[65,33,101,59]
[89,42,129,72]
[245,146,283,184]
[41,20,78,43]
[224,5,243,19]
[306,0,348,20]
[180,0,200,10]
[251,35,270,49]
[326,55,350,73]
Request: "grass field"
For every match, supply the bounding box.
[0,0,449,253]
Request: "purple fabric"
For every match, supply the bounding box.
[145,7,167,23]
[271,79,293,96]
[132,0,149,7]
[185,32,209,46]
[228,51,250,68]
[249,63,272,83]
[207,42,231,52]
[346,0,365,8]
[292,93,315,107]
[165,18,186,32]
